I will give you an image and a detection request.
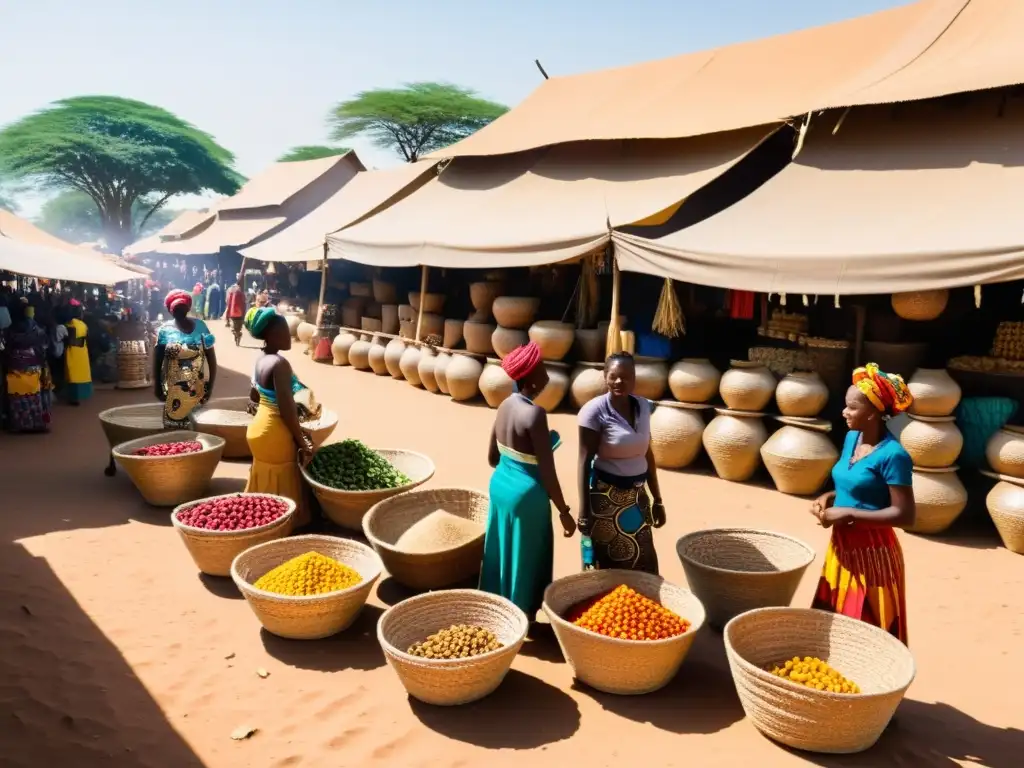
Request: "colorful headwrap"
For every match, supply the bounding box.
[165,289,192,313]
[244,306,277,339]
[852,363,914,417]
[501,341,542,382]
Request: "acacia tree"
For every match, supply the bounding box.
[277,145,351,162]
[36,190,177,244]
[0,96,241,251]
[328,82,506,162]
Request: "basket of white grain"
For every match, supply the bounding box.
[301,439,435,530]
[364,488,489,590]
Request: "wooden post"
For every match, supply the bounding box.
[415,264,429,342]
[853,303,866,368]
[316,243,329,325]
[606,256,622,356]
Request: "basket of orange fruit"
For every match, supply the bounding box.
[542,570,705,695]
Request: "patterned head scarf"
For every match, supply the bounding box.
[165,289,192,314]
[244,306,277,340]
[501,341,542,382]
[852,363,914,417]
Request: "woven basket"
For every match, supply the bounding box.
[724,607,916,754]
[194,397,253,458]
[363,488,488,590]
[675,529,815,629]
[99,403,168,449]
[300,449,436,530]
[542,570,706,695]
[112,431,225,507]
[171,493,296,576]
[231,535,382,640]
[377,589,528,706]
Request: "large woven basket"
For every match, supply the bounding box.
[363,488,488,590]
[724,607,916,754]
[231,535,382,640]
[196,398,339,460]
[542,570,706,695]
[112,431,225,507]
[301,449,436,530]
[676,529,815,630]
[171,493,296,577]
[99,403,168,448]
[377,589,528,706]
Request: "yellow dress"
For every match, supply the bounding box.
[64,318,93,401]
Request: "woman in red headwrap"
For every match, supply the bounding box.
[810,363,916,644]
[479,342,575,621]
[153,289,218,428]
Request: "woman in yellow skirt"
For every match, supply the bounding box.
[243,307,321,527]
[64,300,92,405]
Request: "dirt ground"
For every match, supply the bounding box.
[2,337,1022,768]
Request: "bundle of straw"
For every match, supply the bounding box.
[576,254,600,329]
[652,279,686,338]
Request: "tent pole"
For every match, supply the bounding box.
[415,264,429,342]
[853,303,866,368]
[606,254,622,357]
[316,243,329,325]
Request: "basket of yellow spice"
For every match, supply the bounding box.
[231,535,383,640]
[724,607,916,754]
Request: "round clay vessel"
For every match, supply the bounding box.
[443,319,464,349]
[761,425,839,495]
[285,314,302,338]
[492,296,540,329]
[399,320,415,339]
[574,328,605,363]
[434,352,452,395]
[668,358,720,403]
[409,291,445,314]
[296,322,316,345]
[492,326,529,359]
[398,304,415,322]
[891,290,949,322]
[348,335,372,370]
[570,363,607,409]
[907,467,967,535]
[331,330,358,366]
[446,354,484,402]
[368,335,390,376]
[775,371,829,418]
[720,361,776,412]
[650,403,706,469]
[900,415,963,468]
[419,313,444,339]
[381,304,399,335]
[985,427,1024,478]
[479,361,514,408]
[702,410,768,482]
[907,368,961,417]
[986,480,1024,554]
[534,362,569,412]
[634,358,669,401]
[372,279,397,304]
[384,337,407,378]
[399,345,423,387]
[529,321,575,361]
[469,281,503,318]
[417,347,439,393]
[464,321,496,355]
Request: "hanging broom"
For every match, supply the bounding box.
[652,278,686,338]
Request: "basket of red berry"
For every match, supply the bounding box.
[112,430,226,507]
[171,493,296,577]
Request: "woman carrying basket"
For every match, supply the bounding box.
[153,290,218,428]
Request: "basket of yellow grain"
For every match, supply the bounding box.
[675,528,815,630]
[301,439,435,530]
[231,534,382,640]
[542,570,706,695]
[363,488,488,590]
[195,397,339,460]
[724,607,916,754]
[99,403,170,476]
[377,589,528,706]
[112,431,225,507]
[171,493,296,577]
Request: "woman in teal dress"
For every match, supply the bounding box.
[479,342,575,619]
[153,290,217,428]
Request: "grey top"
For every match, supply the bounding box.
[578,393,652,477]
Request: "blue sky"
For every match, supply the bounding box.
[0,0,905,215]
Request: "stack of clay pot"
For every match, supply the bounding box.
[761,372,837,496]
[570,362,607,409]
[702,361,776,482]
[902,368,967,535]
[491,297,538,359]
[648,359,720,470]
[331,329,359,366]
[347,333,373,371]
[464,281,504,356]
[982,424,1024,554]
[477,356,570,413]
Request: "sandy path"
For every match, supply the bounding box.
[2,338,1021,767]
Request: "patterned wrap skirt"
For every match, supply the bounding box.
[584,469,659,575]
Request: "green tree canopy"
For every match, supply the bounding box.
[36,190,177,245]
[0,96,242,251]
[328,82,506,162]
[277,145,351,163]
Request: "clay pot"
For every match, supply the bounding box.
[350,282,372,298]
[398,304,415,322]
[331,330,358,366]
[285,314,302,338]
[399,320,415,339]
[908,368,961,417]
[384,337,407,378]
[720,361,776,412]
[446,354,484,402]
[469,282,503,320]
[634,358,669,401]
[775,371,829,418]
[348,335,372,371]
[492,296,540,329]
[479,361,514,408]
[649,402,706,469]
[986,480,1024,554]
[668,358,720,404]
[985,427,1024,478]
[381,304,399,335]
[418,347,439,393]
[368,335,390,376]
[372,279,397,304]
[907,467,967,535]
[529,321,575,361]
[341,306,361,329]
[296,322,316,345]
[760,425,839,496]
[574,328,605,363]
[900,415,963,468]
[702,410,768,482]
[464,321,496,355]
[570,363,608,409]
[534,362,569,412]
[443,319,464,349]
[361,317,382,333]
[409,292,445,314]
[492,326,529,359]
[891,290,949,322]
[434,352,452,395]
[399,346,423,387]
